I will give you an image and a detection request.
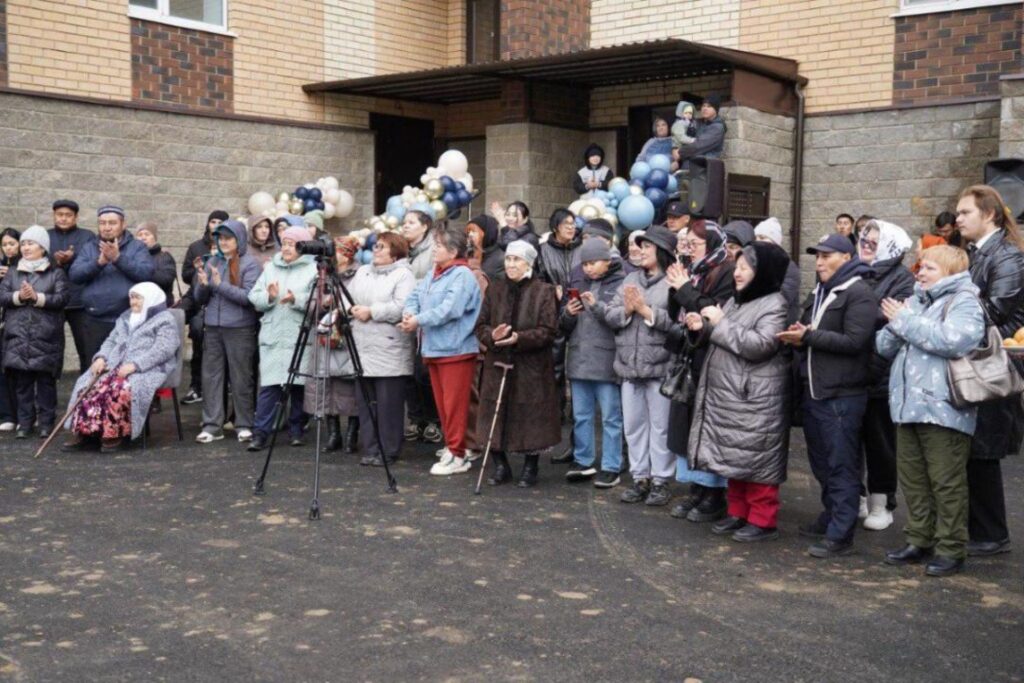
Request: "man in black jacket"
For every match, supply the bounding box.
[179,210,228,404]
[779,234,876,558]
[47,199,97,374]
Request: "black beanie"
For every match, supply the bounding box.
[207,210,230,225]
[468,214,499,249]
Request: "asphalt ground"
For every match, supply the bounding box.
[0,380,1021,682]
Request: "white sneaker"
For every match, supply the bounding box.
[465,449,481,462]
[237,429,253,442]
[430,456,471,476]
[435,446,452,460]
[0,422,15,432]
[857,495,869,520]
[863,493,893,531]
[195,430,224,444]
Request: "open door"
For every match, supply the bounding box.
[370,113,436,214]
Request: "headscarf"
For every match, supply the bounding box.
[128,282,167,330]
[735,242,790,304]
[869,220,913,262]
[687,219,729,288]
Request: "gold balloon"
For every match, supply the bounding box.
[601,212,618,227]
[370,218,387,233]
[429,199,448,221]
[277,192,290,203]
[424,178,445,200]
[385,215,400,229]
[416,191,429,204]
[288,199,304,214]
[579,205,599,220]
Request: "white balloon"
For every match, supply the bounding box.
[568,200,585,215]
[426,166,440,179]
[316,177,325,189]
[588,198,606,211]
[323,187,341,205]
[322,176,339,191]
[461,172,473,193]
[303,183,315,190]
[323,203,337,219]
[275,200,288,212]
[420,174,430,185]
[247,191,275,216]
[334,189,355,218]
[439,150,469,178]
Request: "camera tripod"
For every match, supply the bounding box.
[253,257,398,520]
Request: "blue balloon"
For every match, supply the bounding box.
[359,249,372,264]
[442,191,459,212]
[666,174,679,194]
[618,195,656,230]
[440,175,456,193]
[411,201,435,219]
[609,177,630,201]
[456,189,472,207]
[629,161,651,182]
[295,186,309,200]
[575,216,586,229]
[454,181,466,193]
[309,188,322,202]
[649,154,672,173]
[316,201,325,211]
[304,198,318,213]
[449,208,462,221]
[386,194,405,216]
[646,169,669,190]
[644,187,668,209]
[365,233,378,249]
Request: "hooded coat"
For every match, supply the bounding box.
[876,271,986,435]
[560,258,626,383]
[593,267,675,380]
[248,252,318,386]
[469,215,505,280]
[0,260,69,375]
[65,307,178,439]
[688,242,792,484]
[538,231,583,291]
[69,231,155,322]
[573,143,611,196]
[247,216,277,268]
[475,274,560,453]
[192,220,261,328]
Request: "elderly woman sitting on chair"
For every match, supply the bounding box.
[62,282,179,453]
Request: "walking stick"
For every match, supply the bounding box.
[474,361,514,495]
[34,371,105,459]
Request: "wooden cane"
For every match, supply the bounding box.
[474,361,514,495]
[34,371,105,459]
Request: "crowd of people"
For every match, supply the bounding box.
[2,173,1021,578]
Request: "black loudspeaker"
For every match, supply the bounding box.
[678,157,725,219]
[984,158,1024,220]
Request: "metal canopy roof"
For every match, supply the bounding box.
[304,39,806,105]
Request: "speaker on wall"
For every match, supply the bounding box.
[984,158,1024,220]
[679,157,725,219]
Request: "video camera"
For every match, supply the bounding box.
[297,240,334,258]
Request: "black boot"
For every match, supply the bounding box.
[488,451,512,486]
[517,453,539,488]
[325,416,342,451]
[687,486,727,522]
[670,484,706,519]
[344,416,360,454]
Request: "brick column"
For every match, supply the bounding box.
[0,0,7,88]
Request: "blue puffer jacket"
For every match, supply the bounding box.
[69,231,155,322]
[193,219,261,328]
[403,261,482,359]
[875,271,986,435]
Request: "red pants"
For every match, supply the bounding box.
[426,356,476,458]
[727,480,780,529]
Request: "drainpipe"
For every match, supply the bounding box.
[790,81,806,262]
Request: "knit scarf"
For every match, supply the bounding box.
[17,258,49,273]
[688,243,729,289]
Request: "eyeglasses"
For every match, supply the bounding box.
[859,238,878,250]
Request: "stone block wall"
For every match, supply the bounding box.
[894,5,1021,105]
[130,18,233,113]
[0,92,374,264]
[1000,75,1024,158]
[801,100,1000,289]
[501,0,590,60]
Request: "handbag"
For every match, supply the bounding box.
[941,296,1024,408]
[660,350,698,404]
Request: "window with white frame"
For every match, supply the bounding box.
[898,0,1021,16]
[128,0,227,32]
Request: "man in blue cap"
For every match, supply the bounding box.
[778,233,876,559]
[48,199,97,374]
[69,205,155,362]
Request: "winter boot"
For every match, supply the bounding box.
[344,416,360,454]
[488,451,513,486]
[325,416,342,451]
[687,486,727,522]
[863,493,894,530]
[670,484,706,519]
[517,453,540,488]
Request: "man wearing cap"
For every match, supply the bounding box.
[675,94,727,164]
[664,201,690,234]
[48,199,97,374]
[69,206,155,363]
[778,233,876,559]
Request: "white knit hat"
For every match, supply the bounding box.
[754,217,783,247]
[20,225,50,254]
[505,239,537,266]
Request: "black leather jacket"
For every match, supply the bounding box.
[865,257,916,398]
[968,229,1024,338]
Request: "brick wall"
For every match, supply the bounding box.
[130,19,233,113]
[0,0,7,87]
[739,0,894,113]
[893,5,1021,105]
[5,0,131,99]
[801,101,999,287]
[501,0,589,60]
[591,0,740,50]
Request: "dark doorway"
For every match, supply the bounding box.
[466,0,500,64]
[370,113,436,214]
[627,103,675,167]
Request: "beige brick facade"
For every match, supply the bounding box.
[590,74,733,128]
[591,0,741,49]
[6,0,131,100]
[739,0,896,113]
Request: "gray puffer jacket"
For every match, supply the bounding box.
[688,292,791,485]
[559,260,625,383]
[593,268,674,381]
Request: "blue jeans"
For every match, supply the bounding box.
[675,455,726,488]
[802,393,868,543]
[571,379,622,473]
[254,384,306,439]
